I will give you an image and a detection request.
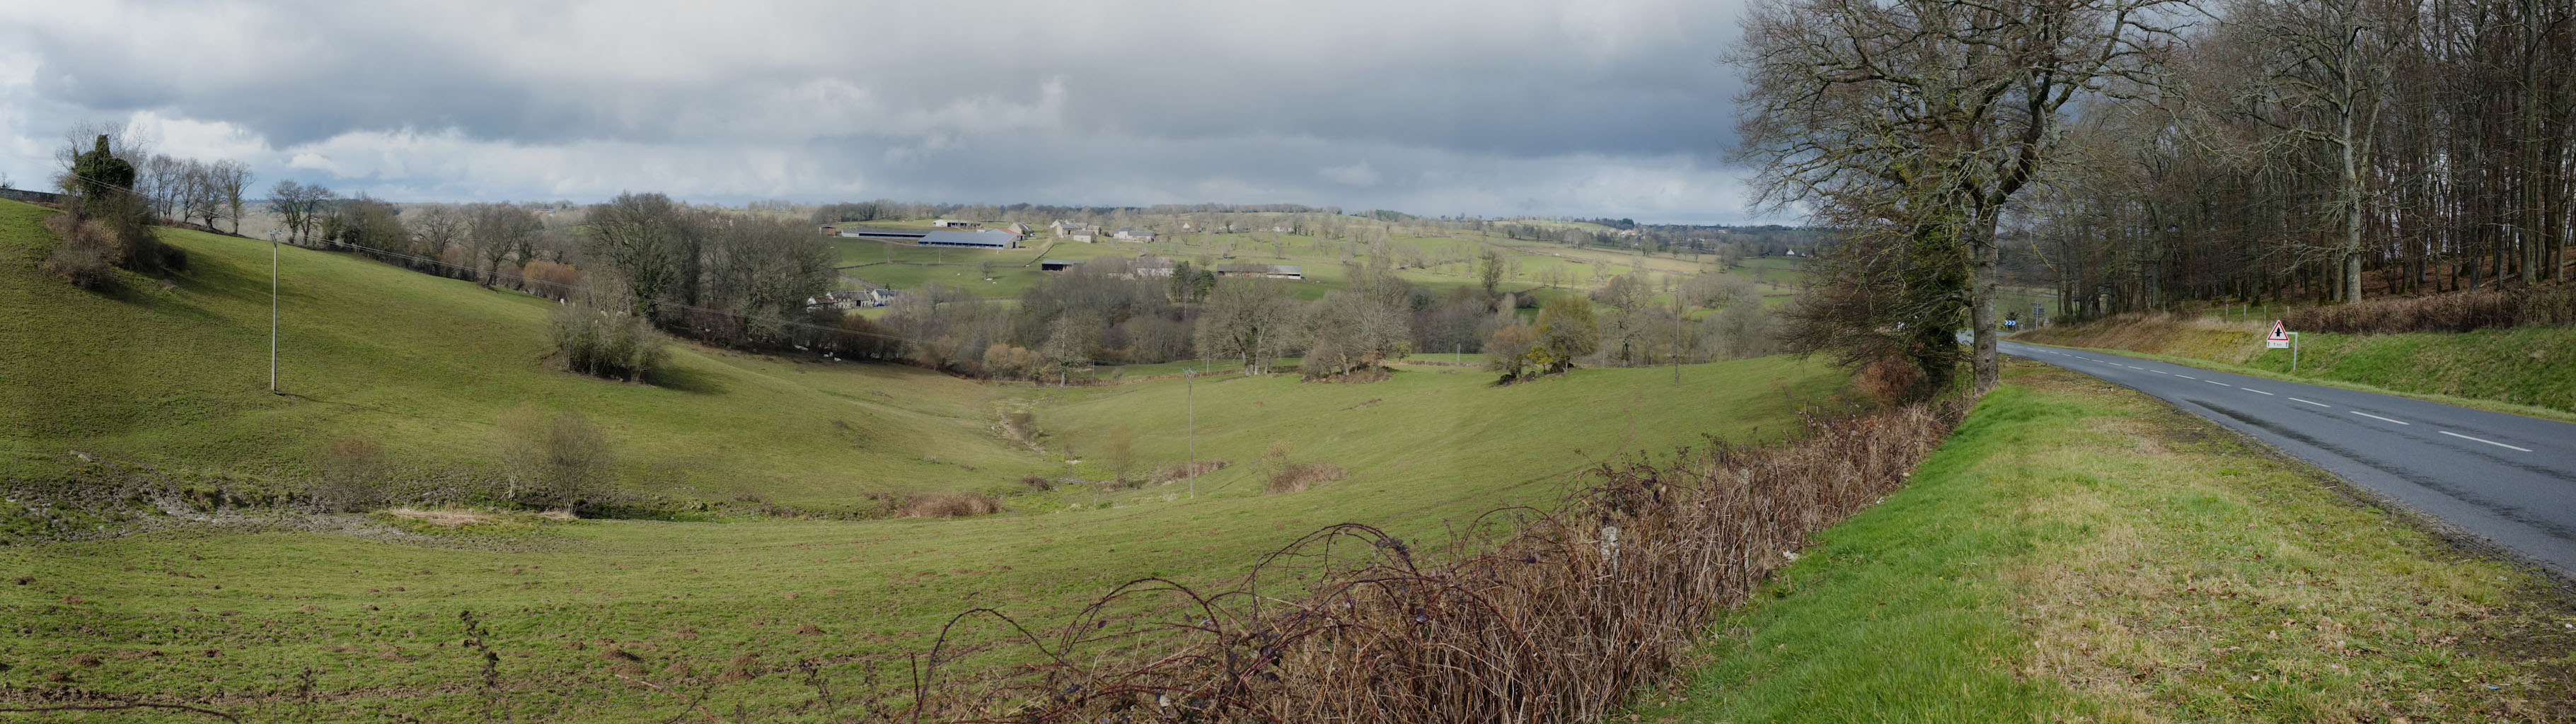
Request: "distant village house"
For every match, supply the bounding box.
[804,290,867,310]
[1051,221,1100,242]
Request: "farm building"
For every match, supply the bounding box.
[931,219,983,228]
[1039,259,1082,272]
[804,290,869,310]
[920,230,1019,248]
[1050,221,1100,242]
[1214,263,1303,280]
[0,187,63,204]
[838,227,1020,249]
[1112,226,1155,242]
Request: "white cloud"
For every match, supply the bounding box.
[1318,161,1381,187]
[0,0,1778,223]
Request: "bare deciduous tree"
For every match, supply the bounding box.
[1732,0,2184,392]
[467,203,542,288]
[1194,277,1298,375]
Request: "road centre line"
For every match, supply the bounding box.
[2152,370,2168,374]
[2439,431,2533,452]
[2352,411,2411,426]
[2207,380,2230,387]
[2288,397,2332,407]
[2243,388,2275,395]
[2176,374,2197,380]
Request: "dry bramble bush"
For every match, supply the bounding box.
[2283,285,2576,334]
[895,398,1965,723]
[899,493,1003,519]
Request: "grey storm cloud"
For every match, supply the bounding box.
[0,0,1768,222]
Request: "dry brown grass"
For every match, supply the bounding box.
[384,507,499,527]
[2285,285,2576,334]
[1853,354,1924,404]
[1153,460,1232,484]
[1261,462,1348,494]
[2016,312,2266,364]
[40,215,116,289]
[909,398,1967,723]
[897,493,1001,518]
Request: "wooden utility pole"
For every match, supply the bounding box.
[1185,367,1196,499]
[270,227,279,395]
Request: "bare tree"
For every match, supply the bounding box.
[2218,0,2410,303]
[582,192,695,321]
[698,214,836,346]
[1731,0,2184,392]
[1194,277,1298,375]
[177,160,226,230]
[539,411,613,513]
[207,160,251,235]
[266,180,334,245]
[468,204,542,288]
[408,204,466,274]
[141,154,183,221]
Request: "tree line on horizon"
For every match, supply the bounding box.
[841,250,1780,386]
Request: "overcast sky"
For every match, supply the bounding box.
[0,0,1772,223]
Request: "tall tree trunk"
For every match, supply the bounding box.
[2342,109,2367,304]
[2520,0,2544,286]
[1970,209,2001,394]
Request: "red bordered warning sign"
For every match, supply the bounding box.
[2267,320,2290,349]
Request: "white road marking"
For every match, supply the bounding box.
[2351,411,2410,426]
[2439,431,2533,452]
[2176,375,2197,380]
[2243,388,2275,395]
[2288,397,2331,407]
[2152,370,2168,374]
[2207,380,2230,387]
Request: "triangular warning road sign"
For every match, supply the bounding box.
[2268,320,2288,340]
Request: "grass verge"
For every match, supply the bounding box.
[1635,361,2575,723]
[2012,314,2576,421]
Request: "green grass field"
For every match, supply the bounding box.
[0,200,1042,507]
[1015,351,1847,525]
[0,366,1847,721]
[0,198,1854,720]
[1636,362,2575,722]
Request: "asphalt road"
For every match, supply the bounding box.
[1999,340,2576,578]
